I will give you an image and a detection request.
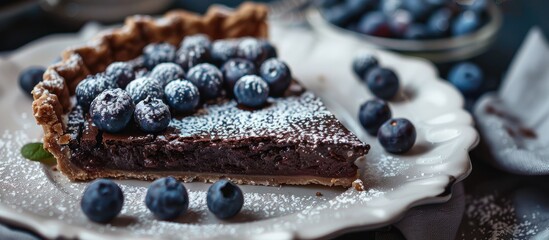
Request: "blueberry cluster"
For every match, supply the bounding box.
[354,53,416,154]
[74,35,292,134]
[320,0,489,39]
[80,178,244,223]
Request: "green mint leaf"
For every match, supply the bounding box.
[20,142,56,165]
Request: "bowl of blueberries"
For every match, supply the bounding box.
[308,0,502,62]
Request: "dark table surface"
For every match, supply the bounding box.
[1,0,548,239]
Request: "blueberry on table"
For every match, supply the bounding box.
[222,58,256,92]
[175,48,206,72]
[105,62,135,88]
[164,80,200,113]
[452,11,482,36]
[90,88,135,133]
[404,24,430,40]
[145,177,189,220]
[210,40,238,66]
[260,40,278,60]
[19,66,45,97]
[378,118,416,154]
[448,62,484,95]
[134,96,171,133]
[75,74,117,110]
[427,8,453,37]
[143,43,176,69]
[365,67,400,100]
[80,179,124,223]
[259,58,292,96]
[125,77,164,104]
[150,63,185,87]
[207,180,244,219]
[356,12,392,37]
[237,38,268,66]
[359,99,392,135]
[186,63,224,99]
[352,53,379,80]
[234,75,270,108]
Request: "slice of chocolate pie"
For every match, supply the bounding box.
[32,3,369,187]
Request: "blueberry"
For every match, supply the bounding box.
[186,63,223,99]
[260,40,278,60]
[427,8,453,37]
[180,34,211,51]
[234,75,270,108]
[222,58,256,92]
[76,74,117,110]
[379,0,404,15]
[353,53,379,79]
[425,0,450,7]
[210,40,238,66]
[322,4,353,27]
[346,0,377,17]
[125,77,164,104]
[359,99,392,135]
[259,58,292,96]
[175,48,206,72]
[447,62,483,95]
[356,12,392,37]
[81,179,124,223]
[237,38,267,66]
[404,24,430,39]
[206,180,244,219]
[164,80,200,112]
[90,88,134,133]
[465,0,488,13]
[452,11,481,36]
[143,43,176,69]
[403,0,434,20]
[378,118,416,154]
[365,67,400,100]
[106,62,135,88]
[150,63,185,87]
[134,96,171,133]
[388,10,413,37]
[316,0,341,9]
[19,66,45,96]
[145,177,189,220]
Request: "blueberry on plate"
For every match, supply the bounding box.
[106,62,135,88]
[143,43,176,69]
[222,58,256,92]
[180,34,211,51]
[359,99,392,135]
[260,40,278,60]
[378,118,416,154]
[236,38,267,66]
[134,96,171,133]
[234,75,270,108]
[19,66,45,97]
[452,11,482,36]
[90,88,135,133]
[352,53,379,79]
[388,9,413,37]
[164,79,200,112]
[365,67,400,100]
[447,62,484,95]
[76,74,117,110]
[427,8,453,37]
[150,63,185,87]
[145,176,189,220]
[404,24,430,40]
[186,63,224,99]
[356,12,392,38]
[259,58,292,96]
[125,77,164,104]
[322,4,353,27]
[80,179,124,223]
[175,48,206,72]
[207,180,244,219]
[210,40,238,66]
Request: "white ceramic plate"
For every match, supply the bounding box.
[0,23,477,240]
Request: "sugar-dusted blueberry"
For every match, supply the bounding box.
[164,80,200,112]
[260,40,278,60]
[234,75,270,108]
[236,38,267,66]
[206,180,244,219]
[150,63,185,87]
[427,8,453,37]
[143,43,176,69]
[404,24,430,39]
[19,66,45,97]
[186,63,223,99]
[80,179,124,223]
[448,62,484,95]
[180,34,211,51]
[259,58,292,96]
[359,99,392,135]
[365,67,400,100]
[222,58,256,92]
[352,52,379,80]
[378,118,416,154]
[210,40,238,66]
[356,12,392,37]
[145,177,189,220]
[134,96,171,133]
[76,74,117,110]
[125,77,164,104]
[175,48,207,72]
[106,62,135,88]
[90,88,134,133]
[452,11,482,36]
